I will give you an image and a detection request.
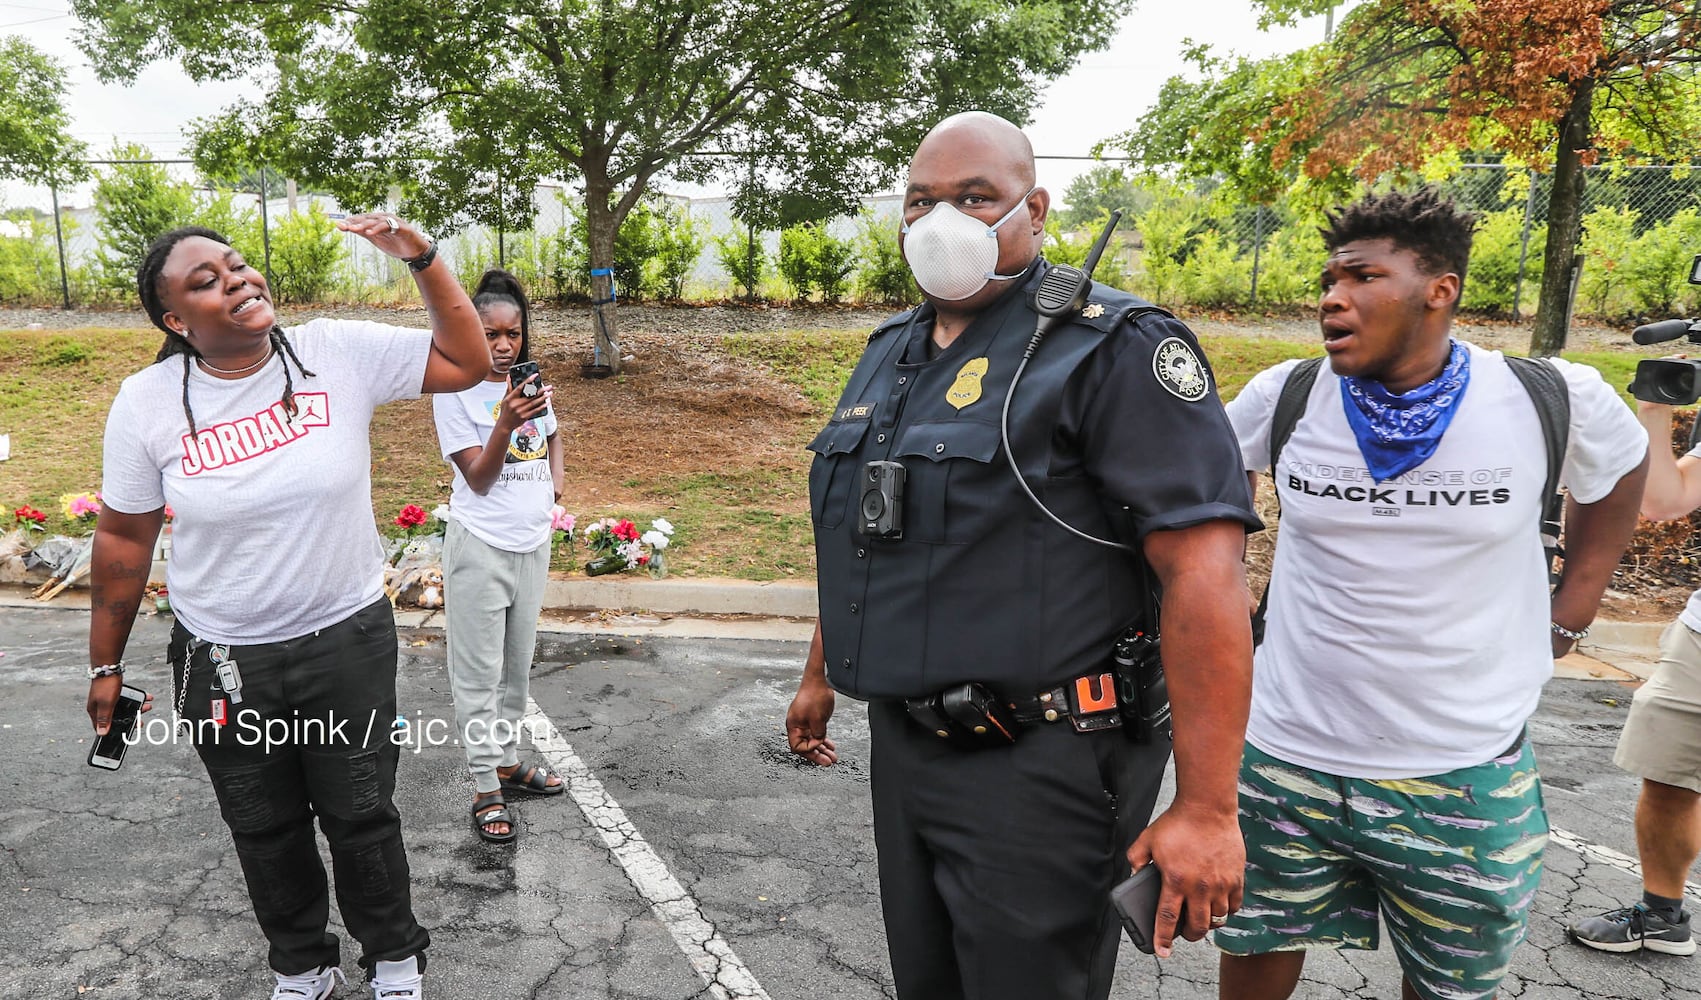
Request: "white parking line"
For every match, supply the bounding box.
[522,698,773,1000]
[1550,827,1701,902]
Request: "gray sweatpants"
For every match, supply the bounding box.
[442,519,551,794]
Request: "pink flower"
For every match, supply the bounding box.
[395,504,428,528]
[551,507,576,533]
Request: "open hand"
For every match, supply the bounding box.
[337,212,431,260]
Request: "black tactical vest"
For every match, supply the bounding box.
[810,264,1164,700]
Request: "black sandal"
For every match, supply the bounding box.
[471,792,517,844]
[499,761,565,797]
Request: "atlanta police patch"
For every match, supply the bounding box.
[1152,337,1209,401]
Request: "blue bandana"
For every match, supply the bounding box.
[1339,341,1471,483]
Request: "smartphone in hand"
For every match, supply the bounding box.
[88,685,147,770]
[508,361,542,398]
[1111,863,1165,954]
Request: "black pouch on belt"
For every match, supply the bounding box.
[905,682,1018,748]
[1113,628,1171,745]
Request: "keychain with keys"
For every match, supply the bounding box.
[210,644,244,705]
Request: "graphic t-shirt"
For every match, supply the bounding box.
[432,381,558,553]
[1226,343,1647,778]
[101,318,433,645]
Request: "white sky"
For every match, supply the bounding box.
[4,1,1348,209]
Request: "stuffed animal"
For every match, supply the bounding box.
[415,568,444,609]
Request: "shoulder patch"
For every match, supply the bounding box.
[1152,337,1210,402]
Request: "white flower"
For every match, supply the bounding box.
[642,530,669,550]
[618,540,645,567]
[583,522,604,537]
[430,504,451,521]
[651,518,674,536]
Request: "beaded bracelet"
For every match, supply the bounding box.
[87,661,126,679]
[1550,621,1591,642]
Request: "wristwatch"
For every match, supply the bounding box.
[403,242,439,273]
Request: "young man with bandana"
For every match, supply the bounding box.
[1217,188,1649,1000]
[785,112,1261,1000]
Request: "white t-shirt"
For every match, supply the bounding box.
[1681,442,1701,634]
[432,381,558,552]
[1226,342,1647,778]
[101,318,433,645]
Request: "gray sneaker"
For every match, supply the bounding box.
[1569,903,1695,956]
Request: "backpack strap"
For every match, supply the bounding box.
[1505,355,1571,589]
[1253,357,1324,645]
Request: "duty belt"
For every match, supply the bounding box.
[904,671,1125,750]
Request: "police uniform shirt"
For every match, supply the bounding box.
[809,261,1259,701]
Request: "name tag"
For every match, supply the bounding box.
[836,404,875,422]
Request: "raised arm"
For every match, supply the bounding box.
[336,213,485,393]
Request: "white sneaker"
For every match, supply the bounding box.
[271,965,345,1000]
[371,956,424,999]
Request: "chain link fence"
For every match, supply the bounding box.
[4,155,1698,316]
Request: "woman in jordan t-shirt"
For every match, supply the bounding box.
[431,269,566,844]
[87,214,488,1000]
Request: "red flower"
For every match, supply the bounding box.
[13,505,46,525]
[637,554,650,566]
[613,519,639,541]
[395,504,428,528]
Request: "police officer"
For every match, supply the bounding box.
[785,112,1260,1000]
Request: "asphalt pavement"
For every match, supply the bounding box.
[1,604,1697,999]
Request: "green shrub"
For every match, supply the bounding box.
[268,204,344,304]
[1253,223,1324,307]
[0,212,59,304]
[1180,228,1251,307]
[1131,193,1201,305]
[777,224,817,301]
[1043,216,1133,290]
[854,210,916,305]
[714,229,766,299]
[1578,205,1640,316]
[1625,208,1701,315]
[649,202,706,301]
[560,198,665,300]
[188,189,262,261]
[92,143,195,292]
[1461,207,1544,314]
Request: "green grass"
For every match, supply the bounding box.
[1,324,1654,584]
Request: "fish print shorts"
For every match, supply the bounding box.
[1215,740,1550,1000]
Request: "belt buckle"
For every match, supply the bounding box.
[1066,672,1123,734]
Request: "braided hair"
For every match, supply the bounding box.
[137,226,316,437]
[471,268,532,361]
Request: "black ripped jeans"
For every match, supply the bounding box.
[169,598,430,976]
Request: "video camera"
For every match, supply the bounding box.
[1629,254,1701,405]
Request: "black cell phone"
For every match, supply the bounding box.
[508,361,542,398]
[88,685,147,770]
[1111,863,1164,954]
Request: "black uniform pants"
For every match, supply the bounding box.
[169,598,429,976]
[868,699,1170,1000]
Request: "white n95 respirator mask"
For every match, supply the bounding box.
[901,189,1036,301]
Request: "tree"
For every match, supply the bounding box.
[1135,1,1701,354]
[0,37,88,187]
[72,0,1131,374]
[1055,165,1156,232]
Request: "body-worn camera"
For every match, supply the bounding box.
[1629,254,1701,405]
[860,460,905,538]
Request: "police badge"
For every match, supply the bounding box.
[1152,337,1209,401]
